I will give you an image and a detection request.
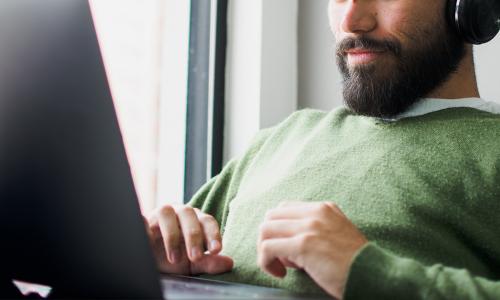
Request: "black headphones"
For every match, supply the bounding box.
[447,0,500,44]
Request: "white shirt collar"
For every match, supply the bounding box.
[381,98,500,122]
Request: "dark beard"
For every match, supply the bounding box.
[336,20,466,119]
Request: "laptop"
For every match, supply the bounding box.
[0,1,331,299]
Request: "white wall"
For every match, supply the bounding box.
[91,0,164,212]
[475,41,500,102]
[297,0,500,110]
[298,0,342,111]
[224,0,298,163]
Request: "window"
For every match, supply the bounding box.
[90,0,227,212]
[184,0,227,201]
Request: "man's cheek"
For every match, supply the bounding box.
[328,5,347,36]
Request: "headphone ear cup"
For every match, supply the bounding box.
[450,0,500,45]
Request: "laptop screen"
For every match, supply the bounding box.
[0,1,162,298]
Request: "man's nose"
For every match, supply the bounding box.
[340,0,377,34]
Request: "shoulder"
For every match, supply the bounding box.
[270,107,349,136]
[412,107,500,130]
[415,108,500,158]
[246,107,358,152]
[278,108,330,127]
[241,108,340,158]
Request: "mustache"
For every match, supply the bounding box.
[336,36,402,57]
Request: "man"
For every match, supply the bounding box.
[146,0,500,299]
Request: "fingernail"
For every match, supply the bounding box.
[170,249,181,264]
[210,240,220,252]
[191,247,202,260]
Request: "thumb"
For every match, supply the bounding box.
[190,254,234,275]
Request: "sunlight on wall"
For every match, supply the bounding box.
[90,0,163,212]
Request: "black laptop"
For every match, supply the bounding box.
[0,1,331,299]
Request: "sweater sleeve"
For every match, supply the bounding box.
[343,243,500,300]
[187,127,274,234]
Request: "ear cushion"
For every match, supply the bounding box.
[448,0,500,44]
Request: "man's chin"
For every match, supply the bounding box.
[342,68,414,119]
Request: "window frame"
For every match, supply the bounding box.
[184,0,228,202]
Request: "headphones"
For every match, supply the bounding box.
[447,0,500,44]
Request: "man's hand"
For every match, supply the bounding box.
[145,205,233,275]
[257,202,368,299]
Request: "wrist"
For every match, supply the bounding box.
[335,241,371,299]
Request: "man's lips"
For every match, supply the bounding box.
[345,48,386,65]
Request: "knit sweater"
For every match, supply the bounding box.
[189,106,500,299]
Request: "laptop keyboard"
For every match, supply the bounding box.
[160,275,330,299]
[164,280,264,298]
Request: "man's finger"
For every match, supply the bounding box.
[176,206,205,262]
[258,220,308,241]
[280,257,301,269]
[258,237,299,278]
[190,254,234,275]
[266,259,287,278]
[325,202,347,217]
[194,209,223,254]
[157,205,183,264]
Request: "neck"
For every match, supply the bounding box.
[427,45,480,99]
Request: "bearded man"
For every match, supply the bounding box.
[145,0,500,299]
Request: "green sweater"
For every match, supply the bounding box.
[188,107,500,299]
